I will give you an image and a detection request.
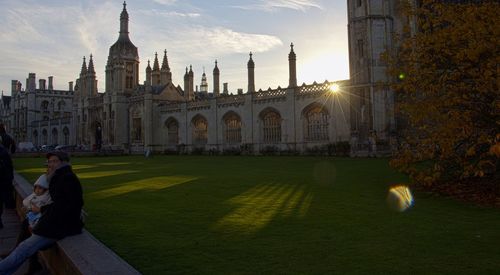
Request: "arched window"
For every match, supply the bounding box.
[42,129,48,145]
[41,100,49,111]
[165,118,179,145]
[63,127,70,145]
[260,109,281,144]
[33,130,38,146]
[304,105,329,141]
[51,128,58,145]
[58,100,66,111]
[192,115,208,145]
[223,112,241,144]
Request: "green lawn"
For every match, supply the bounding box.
[14,156,500,274]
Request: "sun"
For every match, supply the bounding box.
[329,83,340,93]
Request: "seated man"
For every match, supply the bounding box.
[0,151,84,275]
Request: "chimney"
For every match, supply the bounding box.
[28,73,36,92]
[69,81,74,92]
[48,76,54,90]
[39,79,46,90]
[223,83,229,95]
[237,88,243,95]
[11,80,21,93]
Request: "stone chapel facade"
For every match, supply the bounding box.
[0,1,406,154]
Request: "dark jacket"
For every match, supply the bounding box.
[0,133,16,154]
[33,164,84,239]
[0,144,13,190]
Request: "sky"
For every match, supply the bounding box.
[0,0,349,95]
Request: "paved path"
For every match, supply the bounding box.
[0,209,50,275]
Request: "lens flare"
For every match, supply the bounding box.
[387,185,414,212]
[329,83,340,93]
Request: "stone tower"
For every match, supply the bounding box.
[106,1,139,95]
[106,1,140,148]
[347,0,396,143]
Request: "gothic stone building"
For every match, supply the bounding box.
[1,1,405,154]
[0,75,74,147]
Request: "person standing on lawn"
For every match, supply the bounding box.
[0,151,84,274]
[0,143,14,229]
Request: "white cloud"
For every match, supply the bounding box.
[139,9,201,18]
[152,0,177,5]
[233,0,323,12]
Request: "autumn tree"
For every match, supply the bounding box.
[387,0,499,186]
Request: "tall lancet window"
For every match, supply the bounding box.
[192,115,208,145]
[63,127,70,145]
[304,106,329,141]
[51,128,58,145]
[261,110,281,144]
[165,118,179,145]
[42,129,48,145]
[223,112,241,144]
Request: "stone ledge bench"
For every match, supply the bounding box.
[13,173,141,275]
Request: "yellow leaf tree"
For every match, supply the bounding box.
[388,1,499,185]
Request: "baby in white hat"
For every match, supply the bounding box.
[22,174,53,228]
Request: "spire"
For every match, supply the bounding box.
[153,52,160,71]
[161,49,170,71]
[146,59,151,72]
[213,60,220,96]
[189,65,193,76]
[247,52,254,67]
[247,52,255,93]
[289,43,296,58]
[288,42,297,87]
[119,1,129,38]
[213,60,219,74]
[88,54,95,74]
[80,56,87,75]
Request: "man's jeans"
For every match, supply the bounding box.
[0,234,56,275]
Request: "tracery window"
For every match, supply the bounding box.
[58,100,65,111]
[223,113,241,144]
[132,118,142,142]
[41,101,49,111]
[51,128,58,145]
[261,111,281,144]
[166,119,179,145]
[192,116,208,145]
[33,130,38,146]
[63,127,70,145]
[42,129,48,145]
[304,106,329,141]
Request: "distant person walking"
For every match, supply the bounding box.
[0,123,16,154]
[0,143,14,229]
[0,151,84,275]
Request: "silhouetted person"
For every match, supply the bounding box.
[0,143,14,229]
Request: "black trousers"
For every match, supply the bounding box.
[0,184,16,217]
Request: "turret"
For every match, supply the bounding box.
[87,54,98,96]
[146,60,152,86]
[213,60,220,97]
[183,67,189,97]
[200,67,208,95]
[247,52,255,93]
[152,52,160,85]
[160,49,172,84]
[188,65,194,96]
